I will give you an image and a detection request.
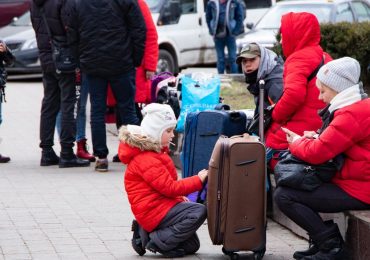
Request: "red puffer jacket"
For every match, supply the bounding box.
[118,127,202,232]
[266,12,330,150]
[289,99,370,205]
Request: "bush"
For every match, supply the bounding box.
[272,22,370,89]
[320,22,370,88]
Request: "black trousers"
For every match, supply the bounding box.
[274,183,370,236]
[39,71,76,151]
[149,202,207,253]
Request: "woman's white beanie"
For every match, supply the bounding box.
[317,57,361,93]
[141,103,177,142]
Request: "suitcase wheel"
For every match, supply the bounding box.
[253,247,266,260]
[222,247,239,259]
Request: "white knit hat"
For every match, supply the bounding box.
[141,103,177,142]
[316,57,361,93]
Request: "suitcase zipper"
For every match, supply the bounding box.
[215,137,226,244]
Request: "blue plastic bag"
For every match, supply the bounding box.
[176,74,220,132]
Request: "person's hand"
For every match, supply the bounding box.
[303,131,318,139]
[145,70,155,80]
[183,196,190,202]
[0,42,6,53]
[197,169,208,183]
[281,127,301,144]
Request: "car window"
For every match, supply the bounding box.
[147,0,165,13]
[352,1,370,21]
[180,0,196,14]
[335,3,354,22]
[255,4,332,29]
[12,11,31,26]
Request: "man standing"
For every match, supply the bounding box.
[206,0,245,74]
[30,0,90,168]
[67,0,146,172]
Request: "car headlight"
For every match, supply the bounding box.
[20,38,38,50]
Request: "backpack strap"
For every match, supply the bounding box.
[307,55,325,82]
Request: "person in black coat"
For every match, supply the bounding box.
[0,40,14,163]
[30,0,90,168]
[66,0,146,172]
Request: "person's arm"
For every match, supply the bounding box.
[289,112,360,164]
[272,60,310,123]
[141,160,204,198]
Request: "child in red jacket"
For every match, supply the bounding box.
[118,103,208,258]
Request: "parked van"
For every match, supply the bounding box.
[148,0,275,73]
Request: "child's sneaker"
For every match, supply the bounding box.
[131,220,146,256]
[146,240,185,258]
[95,158,108,172]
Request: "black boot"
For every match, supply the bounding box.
[146,240,185,258]
[131,220,146,256]
[294,220,335,259]
[59,150,90,168]
[302,224,349,260]
[40,148,59,166]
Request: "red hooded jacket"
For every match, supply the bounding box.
[289,99,370,205]
[266,12,331,150]
[118,127,202,232]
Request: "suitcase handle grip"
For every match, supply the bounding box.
[229,111,243,121]
[236,159,257,166]
[200,132,219,137]
[235,227,255,233]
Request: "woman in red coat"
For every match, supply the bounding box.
[265,12,332,169]
[119,103,208,258]
[274,57,370,260]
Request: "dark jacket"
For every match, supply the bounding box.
[67,0,146,77]
[0,45,15,86]
[246,43,283,115]
[206,0,244,37]
[30,0,70,73]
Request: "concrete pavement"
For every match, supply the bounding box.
[0,81,308,260]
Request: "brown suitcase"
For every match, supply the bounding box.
[207,135,266,259]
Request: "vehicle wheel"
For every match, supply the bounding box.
[157,49,177,73]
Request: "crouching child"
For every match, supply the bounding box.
[118,103,208,258]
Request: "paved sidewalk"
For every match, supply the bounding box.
[0,81,307,260]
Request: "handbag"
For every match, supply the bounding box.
[274,152,340,191]
[40,8,77,74]
[247,105,273,135]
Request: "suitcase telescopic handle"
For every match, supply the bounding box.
[259,79,265,142]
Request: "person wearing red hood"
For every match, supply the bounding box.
[118,103,208,258]
[265,12,332,169]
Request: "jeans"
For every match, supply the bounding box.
[274,184,370,236]
[56,73,89,141]
[214,35,238,74]
[87,69,139,158]
[0,101,2,125]
[40,71,76,150]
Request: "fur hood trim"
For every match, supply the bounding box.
[118,126,161,153]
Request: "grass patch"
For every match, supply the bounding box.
[220,80,255,110]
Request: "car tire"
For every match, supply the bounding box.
[157,49,177,74]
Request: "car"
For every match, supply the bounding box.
[236,0,370,51]
[0,0,31,28]
[0,11,40,74]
